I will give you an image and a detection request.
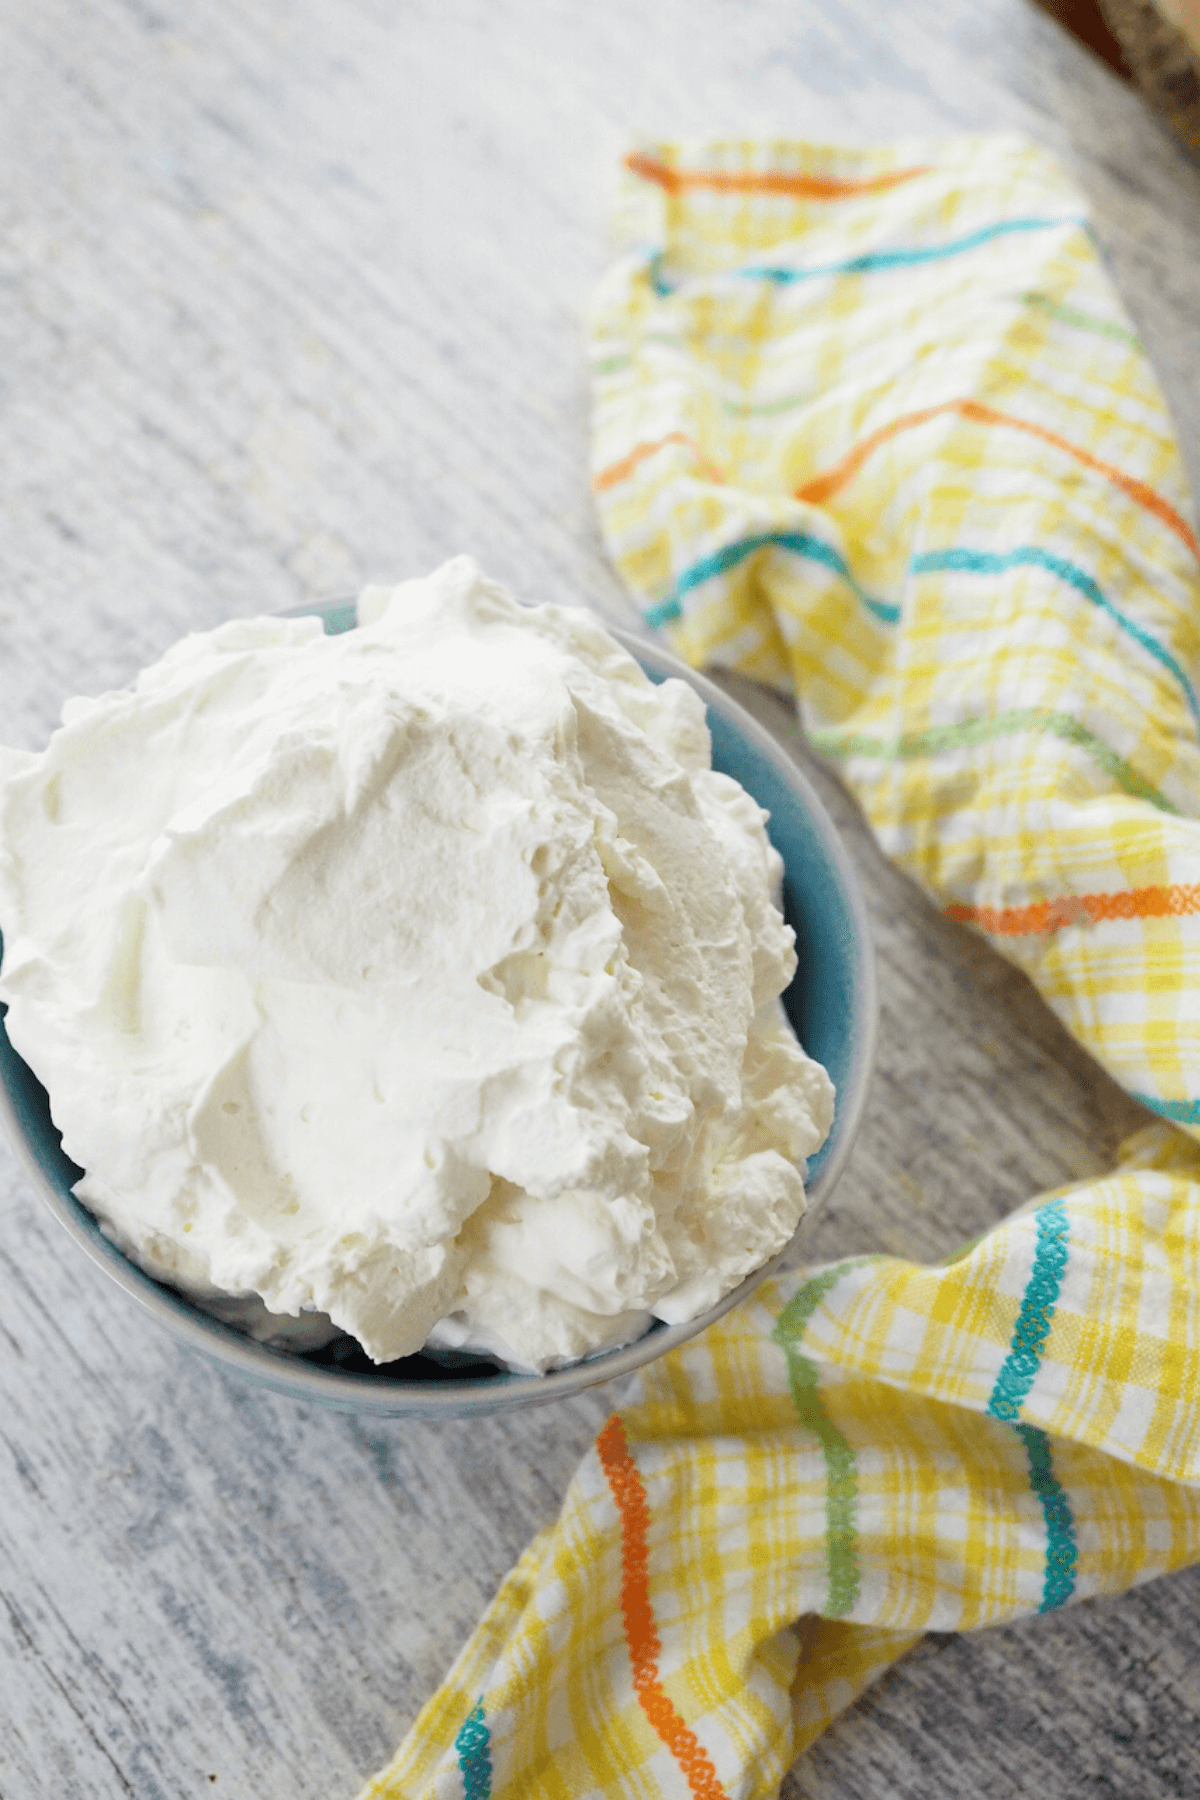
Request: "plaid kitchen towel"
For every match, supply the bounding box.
[359,136,1200,1800]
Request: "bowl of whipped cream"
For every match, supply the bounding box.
[0,559,875,1415]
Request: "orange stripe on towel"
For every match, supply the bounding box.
[947,883,1200,937]
[596,1415,729,1800]
[593,432,724,493]
[624,151,931,201]
[796,398,1200,566]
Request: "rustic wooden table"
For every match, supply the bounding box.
[2,2,1199,1795]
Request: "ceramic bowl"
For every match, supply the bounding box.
[0,605,876,1416]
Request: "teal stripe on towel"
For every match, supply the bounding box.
[650,217,1084,294]
[645,530,898,630]
[1133,1092,1200,1127]
[912,544,1200,736]
[987,1199,1070,1421]
[986,1198,1077,1611]
[738,216,1084,283]
[1016,1421,1079,1612]
[454,1698,493,1800]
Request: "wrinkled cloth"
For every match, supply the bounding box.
[359,136,1200,1800]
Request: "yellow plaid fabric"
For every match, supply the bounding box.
[363,1132,1200,1800]
[593,134,1200,1130]
[360,138,1200,1800]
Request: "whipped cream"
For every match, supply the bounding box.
[0,558,833,1371]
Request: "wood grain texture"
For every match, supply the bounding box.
[0,2,1198,1796]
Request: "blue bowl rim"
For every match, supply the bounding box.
[0,609,877,1416]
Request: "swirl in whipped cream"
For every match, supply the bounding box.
[0,558,833,1371]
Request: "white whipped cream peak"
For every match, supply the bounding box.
[0,558,833,1370]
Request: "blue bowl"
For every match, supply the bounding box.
[0,609,876,1415]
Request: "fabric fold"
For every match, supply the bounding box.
[592,133,1200,1126]
[359,136,1200,1800]
[362,1130,1200,1800]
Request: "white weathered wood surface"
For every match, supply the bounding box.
[1,1,1199,1795]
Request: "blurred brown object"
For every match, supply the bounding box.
[1033,0,1200,159]
[1033,0,1135,73]
[1100,0,1200,157]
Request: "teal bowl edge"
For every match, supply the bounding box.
[0,603,877,1418]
